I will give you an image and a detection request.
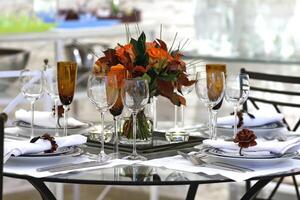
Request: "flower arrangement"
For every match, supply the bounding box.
[93,31,195,141]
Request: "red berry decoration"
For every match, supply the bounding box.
[234,128,257,156]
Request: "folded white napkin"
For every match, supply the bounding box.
[217,111,284,127]
[203,138,300,155]
[4,135,87,162]
[15,109,87,128]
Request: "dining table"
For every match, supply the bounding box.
[4,128,300,200]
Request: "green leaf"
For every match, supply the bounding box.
[142,73,151,83]
[130,33,148,66]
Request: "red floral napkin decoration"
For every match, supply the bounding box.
[233,129,257,156]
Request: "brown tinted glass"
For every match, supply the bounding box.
[57,61,77,105]
[206,64,226,109]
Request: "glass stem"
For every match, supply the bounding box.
[233,104,238,137]
[100,111,105,155]
[63,105,68,136]
[181,105,185,128]
[174,105,178,129]
[113,116,119,155]
[211,110,218,140]
[30,100,35,139]
[208,106,213,140]
[132,111,137,156]
[152,97,157,131]
[54,98,59,137]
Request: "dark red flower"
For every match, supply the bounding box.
[234,128,257,148]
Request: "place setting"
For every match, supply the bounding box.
[168,70,300,181]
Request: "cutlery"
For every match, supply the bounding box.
[177,151,254,172]
[37,161,109,172]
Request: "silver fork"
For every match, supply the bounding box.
[177,151,254,172]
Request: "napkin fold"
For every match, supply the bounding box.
[4,135,87,162]
[15,109,87,128]
[217,111,284,127]
[203,138,300,155]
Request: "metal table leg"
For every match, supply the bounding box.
[27,178,57,200]
[186,183,198,200]
[241,178,273,200]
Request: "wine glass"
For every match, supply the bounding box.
[87,74,118,162]
[121,78,149,161]
[207,64,227,138]
[225,74,250,136]
[166,67,196,143]
[19,69,44,138]
[109,75,126,159]
[180,73,196,128]
[57,61,77,136]
[195,71,225,140]
[44,65,60,136]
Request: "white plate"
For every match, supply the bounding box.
[217,122,286,138]
[203,147,297,166]
[14,121,92,136]
[9,146,83,162]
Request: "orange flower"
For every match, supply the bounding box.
[115,44,135,63]
[148,47,172,61]
[107,64,127,88]
[93,57,109,75]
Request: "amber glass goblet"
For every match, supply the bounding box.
[195,71,225,139]
[206,64,226,138]
[57,61,78,136]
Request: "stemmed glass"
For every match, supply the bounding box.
[87,74,118,162]
[207,64,226,138]
[180,73,196,128]
[167,67,196,142]
[195,71,225,140]
[109,69,127,159]
[44,65,60,136]
[121,78,149,161]
[19,69,44,138]
[57,61,77,136]
[225,74,250,136]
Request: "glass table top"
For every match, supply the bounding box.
[4,129,300,185]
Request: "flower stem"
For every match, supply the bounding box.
[239,147,243,156]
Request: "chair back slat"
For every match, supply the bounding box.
[241,68,300,83]
[241,68,300,131]
[250,86,300,96]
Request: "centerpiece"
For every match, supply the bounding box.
[93,31,194,144]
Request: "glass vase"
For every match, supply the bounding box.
[120,99,154,146]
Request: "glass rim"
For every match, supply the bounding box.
[226,73,249,77]
[123,77,148,82]
[57,61,77,65]
[89,73,117,78]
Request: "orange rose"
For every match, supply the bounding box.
[148,47,172,60]
[107,64,127,88]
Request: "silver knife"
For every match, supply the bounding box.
[37,161,107,173]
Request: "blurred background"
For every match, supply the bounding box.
[1,0,300,199]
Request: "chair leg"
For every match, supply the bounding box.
[241,178,272,200]
[186,183,198,200]
[292,175,300,200]
[267,177,284,200]
[246,180,251,191]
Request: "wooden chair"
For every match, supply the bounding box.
[241,68,300,199]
